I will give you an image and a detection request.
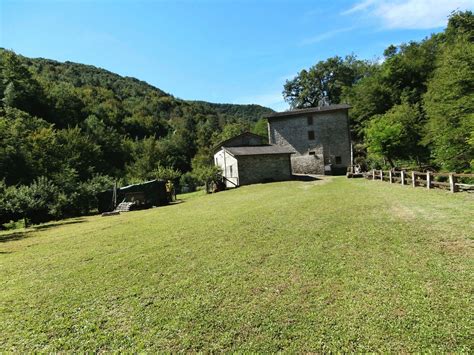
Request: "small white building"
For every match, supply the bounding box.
[213,132,294,188]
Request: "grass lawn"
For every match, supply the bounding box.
[1,177,473,352]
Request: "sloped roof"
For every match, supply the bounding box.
[213,131,266,149]
[224,145,294,156]
[212,131,267,153]
[119,179,165,192]
[266,104,351,120]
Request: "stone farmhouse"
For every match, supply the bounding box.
[266,104,351,175]
[213,132,293,188]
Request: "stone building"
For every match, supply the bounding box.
[213,132,293,187]
[266,104,351,175]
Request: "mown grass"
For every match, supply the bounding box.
[1,177,473,352]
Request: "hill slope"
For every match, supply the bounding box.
[22,54,274,123]
[1,178,472,351]
[0,49,274,193]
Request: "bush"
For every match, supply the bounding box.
[11,177,62,226]
[0,174,116,227]
[152,165,181,182]
[179,172,199,193]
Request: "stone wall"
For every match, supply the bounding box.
[268,109,351,175]
[237,154,292,185]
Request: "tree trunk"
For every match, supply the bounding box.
[386,156,395,168]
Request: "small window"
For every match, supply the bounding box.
[335,156,342,164]
[307,116,313,125]
[308,130,315,140]
[229,165,233,176]
[309,151,316,156]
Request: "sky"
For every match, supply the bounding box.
[1,0,473,111]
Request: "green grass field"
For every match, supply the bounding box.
[1,177,473,352]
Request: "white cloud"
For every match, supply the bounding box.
[343,0,474,29]
[300,27,356,46]
[342,0,377,15]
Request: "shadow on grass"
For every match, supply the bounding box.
[292,174,321,182]
[0,218,86,243]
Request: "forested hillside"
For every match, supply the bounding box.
[283,11,473,172]
[0,50,272,225]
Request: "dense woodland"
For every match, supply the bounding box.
[284,11,473,173]
[0,11,472,226]
[0,48,272,225]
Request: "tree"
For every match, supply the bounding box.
[423,11,474,172]
[82,115,129,176]
[12,177,62,226]
[345,36,440,140]
[251,118,268,139]
[56,127,101,180]
[44,82,85,127]
[0,180,20,227]
[152,165,181,181]
[0,49,46,116]
[126,137,162,181]
[283,55,371,108]
[0,107,53,185]
[211,122,248,146]
[365,103,424,168]
[190,163,222,193]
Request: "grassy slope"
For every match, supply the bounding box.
[0,178,473,352]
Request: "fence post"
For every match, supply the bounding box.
[380,170,383,181]
[401,170,405,185]
[449,173,458,193]
[412,171,416,187]
[426,171,431,189]
[372,170,375,180]
[389,170,393,183]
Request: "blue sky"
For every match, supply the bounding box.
[1,0,472,111]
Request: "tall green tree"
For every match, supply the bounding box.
[365,103,425,168]
[0,50,46,116]
[283,55,371,108]
[423,11,474,172]
[345,35,441,140]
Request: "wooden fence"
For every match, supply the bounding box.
[363,170,474,193]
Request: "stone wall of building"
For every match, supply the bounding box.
[237,154,292,186]
[268,110,351,175]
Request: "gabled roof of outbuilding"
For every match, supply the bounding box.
[265,104,351,120]
[224,145,294,156]
[212,131,267,153]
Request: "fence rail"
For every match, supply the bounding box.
[363,170,474,193]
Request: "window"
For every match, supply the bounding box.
[229,165,233,176]
[335,156,342,164]
[309,151,316,156]
[308,130,315,140]
[307,116,313,125]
